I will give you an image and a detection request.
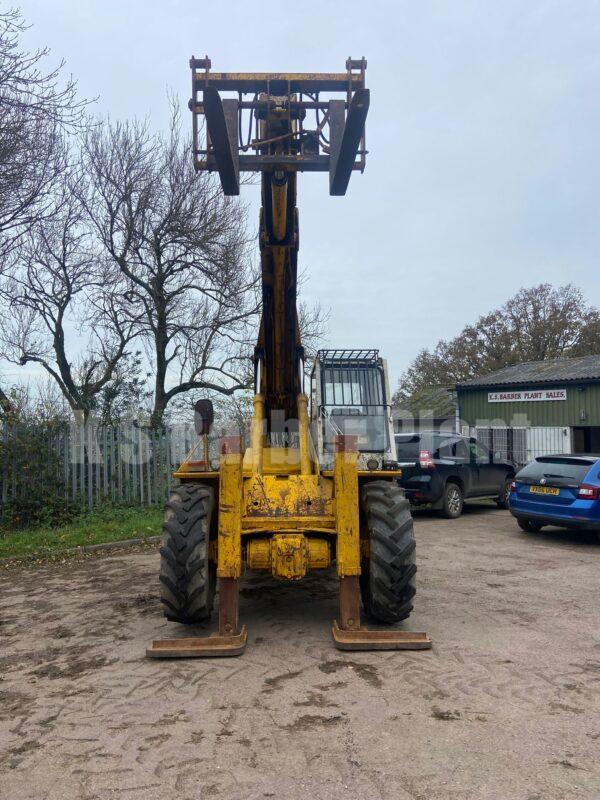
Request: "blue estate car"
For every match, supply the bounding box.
[509,454,600,532]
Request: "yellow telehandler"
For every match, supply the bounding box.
[147,57,431,657]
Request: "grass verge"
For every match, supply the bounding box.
[0,505,163,561]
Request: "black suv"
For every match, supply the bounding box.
[395,433,516,518]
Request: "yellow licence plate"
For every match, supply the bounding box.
[529,485,560,496]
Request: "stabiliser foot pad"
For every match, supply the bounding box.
[331,621,432,651]
[146,625,248,658]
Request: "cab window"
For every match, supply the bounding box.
[452,439,470,462]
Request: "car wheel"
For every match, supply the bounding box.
[441,482,463,519]
[517,518,543,533]
[495,478,512,509]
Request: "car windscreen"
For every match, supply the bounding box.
[516,457,593,486]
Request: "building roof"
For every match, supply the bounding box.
[456,355,600,389]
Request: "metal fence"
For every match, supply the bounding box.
[0,421,207,513]
[473,425,572,466]
[2,419,575,516]
[523,426,572,462]
[473,426,527,466]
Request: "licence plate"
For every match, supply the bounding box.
[529,485,560,496]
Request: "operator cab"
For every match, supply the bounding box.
[310,349,398,470]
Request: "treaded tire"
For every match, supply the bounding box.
[496,478,512,509]
[159,483,216,624]
[517,518,543,533]
[360,481,417,624]
[441,481,463,519]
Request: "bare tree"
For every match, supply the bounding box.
[0,169,137,418]
[79,109,260,427]
[95,350,153,425]
[0,377,71,423]
[0,9,87,262]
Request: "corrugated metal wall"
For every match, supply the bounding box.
[458,383,600,426]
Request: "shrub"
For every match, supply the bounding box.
[1,492,81,530]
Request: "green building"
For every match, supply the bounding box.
[457,356,600,456]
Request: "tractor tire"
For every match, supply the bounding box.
[159,483,216,624]
[359,481,417,624]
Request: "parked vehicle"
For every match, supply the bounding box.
[509,454,600,532]
[395,433,515,518]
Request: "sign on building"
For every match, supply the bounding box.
[488,388,567,403]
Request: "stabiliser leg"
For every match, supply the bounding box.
[332,575,431,651]
[146,577,247,658]
[147,440,247,659]
[331,436,432,651]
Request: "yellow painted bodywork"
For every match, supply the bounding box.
[244,474,333,520]
[262,534,330,580]
[270,534,308,580]
[217,451,243,579]
[178,421,390,581]
[333,447,361,577]
[270,535,306,580]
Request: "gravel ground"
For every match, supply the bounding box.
[1,505,599,800]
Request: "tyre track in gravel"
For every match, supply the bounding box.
[1,506,599,799]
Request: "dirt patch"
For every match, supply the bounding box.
[1,509,599,799]
[48,625,74,640]
[293,691,339,708]
[262,669,304,693]
[6,739,42,758]
[313,681,347,691]
[282,714,347,732]
[31,654,111,680]
[431,707,461,721]
[318,659,382,688]
[114,592,160,614]
[0,690,34,720]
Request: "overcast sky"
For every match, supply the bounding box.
[11,0,600,390]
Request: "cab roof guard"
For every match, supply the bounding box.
[317,349,380,366]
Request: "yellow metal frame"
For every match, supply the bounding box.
[147,60,434,657]
[175,61,392,598]
[177,398,396,583]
